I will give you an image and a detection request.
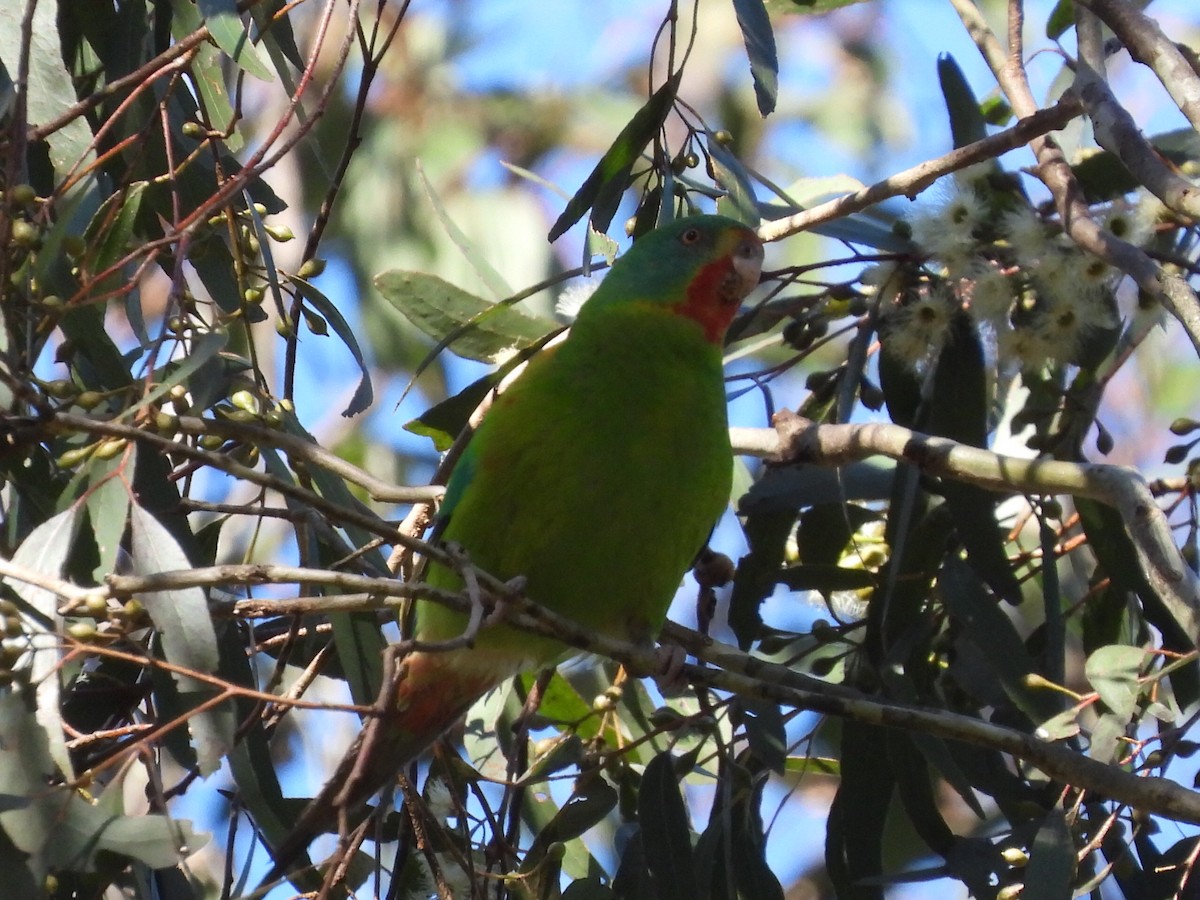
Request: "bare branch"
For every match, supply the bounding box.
[1073,7,1200,219]
[1076,0,1200,135]
[731,414,1200,638]
[758,99,1082,243]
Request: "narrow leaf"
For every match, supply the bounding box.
[549,72,681,241]
[707,131,761,223]
[195,0,273,81]
[284,273,374,416]
[129,502,229,774]
[1025,809,1076,895]
[937,53,988,149]
[6,505,82,779]
[732,0,779,116]
[418,162,512,299]
[87,453,133,582]
[640,752,699,900]
[375,270,557,363]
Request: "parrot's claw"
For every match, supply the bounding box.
[480,576,526,627]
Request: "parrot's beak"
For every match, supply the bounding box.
[729,233,765,300]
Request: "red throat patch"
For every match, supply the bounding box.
[675,256,743,344]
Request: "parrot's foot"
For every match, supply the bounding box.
[483,576,526,627]
[652,643,690,696]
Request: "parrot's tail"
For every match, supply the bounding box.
[261,651,496,892]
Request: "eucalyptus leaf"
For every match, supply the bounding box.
[129,502,230,774]
[0,693,207,877]
[549,72,681,241]
[5,505,82,780]
[375,270,557,363]
[732,0,778,116]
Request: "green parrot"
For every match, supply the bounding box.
[266,214,764,884]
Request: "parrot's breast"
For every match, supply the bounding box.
[420,303,731,666]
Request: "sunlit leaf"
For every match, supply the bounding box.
[1085,644,1147,719]
[194,0,273,81]
[375,270,557,363]
[0,694,207,876]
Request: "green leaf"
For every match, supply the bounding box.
[738,698,787,773]
[639,752,699,900]
[0,2,96,178]
[83,180,148,295]
[796,503,880,566]
[738,461,894,516]
[729,509,794,649]
[930,314,1023,604]
[1075,497,1200,708]
[887,733,955,855]
[86,452,132,582]
[419,163,512,299]
[375,270,557,363]
[937,53,988,149]
[732,0,778,116]
[0,694,207,877]
[758,191,914,252]
[5,505,82,779]
[826,721,892,900]
[128,501,230,774]
[250,0,304,70]
[907,731,986,819]
[549,72,681,241]
[525,776,617,869]
[1085,644,1147,719]
[194,0,273,81]
[1045,0,1075,40]
[941,557,1061,727]
[404,370,502,452]
[1072,128,1200,202]
[707,131,761,224]
[284,274,374,417]
[784,755,840,776]
[404,335,553,450]
[193,37,239,146]
[518,670,602,742]
[1025,809,1076,896]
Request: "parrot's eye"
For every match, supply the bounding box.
[680,227,701,245]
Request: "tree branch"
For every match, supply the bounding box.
[53,561,1200,826]
[757,98,1082,243]
[1072,7,1200,220]
[1075,0,1200,135]
[731,413,1200,639]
